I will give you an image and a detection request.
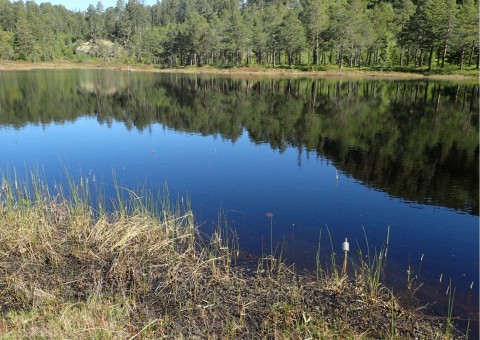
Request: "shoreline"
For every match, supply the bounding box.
[0,175,466,339]
[0,60,477,81]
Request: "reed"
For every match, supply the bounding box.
[390,290,396,338]
[0,171,458,339]
[315,229,323,281]
[325,226,341,284]
[354,226,389,301]
[445,279,456,337]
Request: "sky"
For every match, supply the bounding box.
[35,0,156,12]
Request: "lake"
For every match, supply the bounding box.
[0,70,478,330]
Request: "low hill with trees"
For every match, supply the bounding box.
[0,0,478,73]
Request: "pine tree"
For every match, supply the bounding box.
[300,0,330,65]
[278,9,307,66]
[0,31,14,61]
[13,8,36,60]
[454,0,479,69]
[393,0,415,66]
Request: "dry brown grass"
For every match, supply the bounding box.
[0,175,459,339]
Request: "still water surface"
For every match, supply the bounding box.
[0,70,478,328]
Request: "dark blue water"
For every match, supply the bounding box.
[0,70,478,331]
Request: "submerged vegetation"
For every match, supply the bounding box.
[0,172,464,338]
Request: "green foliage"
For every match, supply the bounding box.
[13,8,36,61]
[0,0,477,68]
[452,0,479,70]
[300,0,330,65]
[0,30,14,60]
[278,10,307,65]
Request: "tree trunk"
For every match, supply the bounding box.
[399,46,403,67]
[428,46,434,71]
[338,46,343,69]
[441,39,448,68]
[467,42,474,66]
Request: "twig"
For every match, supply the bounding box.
[128,319,159,340]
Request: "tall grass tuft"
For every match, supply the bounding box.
[354,226,390,301]
[315,229,322,281]
[0,171,457,339]
[445,279,456,337]
[325,226,341,285]
[0,170,202,337]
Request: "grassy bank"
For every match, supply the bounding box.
[0,175,461,339]
[0,60,478,81]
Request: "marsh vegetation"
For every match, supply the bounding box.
[0,70,477,337]
[0,174,461,338]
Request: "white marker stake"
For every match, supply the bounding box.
[342,238,349,275]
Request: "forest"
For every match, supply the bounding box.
[0,0,478,71]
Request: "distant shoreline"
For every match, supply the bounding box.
[0,61,477,81]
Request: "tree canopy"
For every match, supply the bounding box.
[0,0,477,70]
